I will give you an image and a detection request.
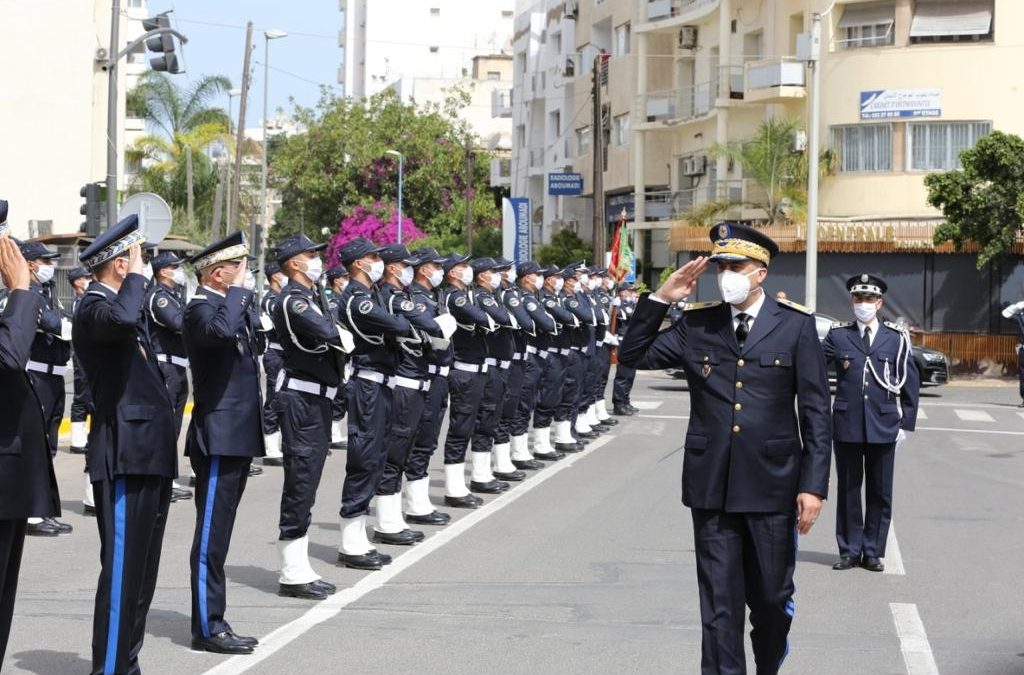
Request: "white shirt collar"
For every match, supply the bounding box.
[97,281,119,295]
[731,290,766,321]
[857,318,880,337]
[202,285,226,298]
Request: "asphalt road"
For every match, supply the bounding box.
[4,373,1024,674]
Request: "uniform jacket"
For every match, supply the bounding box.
[0,289,60,519]
[619,294,832,512]
[500,285,535,355]
[444,285,492,364]
[183,285,266,458]
[615,299,636,338]
[73,276,178,481]
[563,291,594,352]
[591,288,611,344]
[823,321,920,444]
[538,287,575,350]
[378,281,441,380]
[145,282,186,358]
[272,280,344,386]
[28,281,71,367]
[475,287,515,361]
[518,287,556,351]
[339,279,412,375]
[410,283,454,368]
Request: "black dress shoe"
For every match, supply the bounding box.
[192,631,255,655]
[372,529,423,546]
[69,445,87,454]
[248,464,264,477]
[311,579,337,595]
[263,457,284,467]
[405,510,451,525]
[83,504,97,517]
[575,430,597,440]
[171,486,193,502]
[330,440,348,450]
[626,404,640,413]
[44,517,73,534]
[512,459,544,471]
[602,417,619,426]
[368,549,393,565]
[25,520,61,537]
[493,469,526,482]
[862,556,885,572]
[832,555,859,571]
[338,552,383,571]
[444,494,482,509]
[554,442,583,453]
[612,405,634,416]
[533,451,564,461]
[470,480,508,494]
[226,630,259,646]
[279,582,329,600]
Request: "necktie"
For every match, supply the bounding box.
[863,326,872,351]
[735,313,750,346]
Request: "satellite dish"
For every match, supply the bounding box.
[120,192,172,246]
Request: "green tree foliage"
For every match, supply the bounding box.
[926,130,1022,269]
[535,229,592,267]
[271,87,501,247]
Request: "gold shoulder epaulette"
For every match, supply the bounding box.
[776,298,813,315]
[683,301,722,311]
[830,320,854,329]
[883,320,907,332]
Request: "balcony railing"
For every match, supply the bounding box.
[637,79,719,124]
[640,0,718,23]
[491,89,513,118]
[745,58,807,102]
[490,157,512,187]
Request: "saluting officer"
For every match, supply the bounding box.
[532,265,575,457]
[270,234,342,601]
[611,282,639,416]
[74,215,179,675]
[326,265,350,451]
[68,266,94,456]
[824,274,920,573]
[619,223,832,675]
[335,238,415,571]
[509,261,559,467]
[404,248,456,525]
[259,260,287,466]
[0,221,61,662]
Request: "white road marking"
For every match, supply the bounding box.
[1017,412,1024,422]
[954,409,995,423]
[884,523,905,576]
[630,401,664,410]
[638,414,689,420]
[916,407,927,420]
[916,426,1024,437]
[204,435,615,675]
[890,603,939,675]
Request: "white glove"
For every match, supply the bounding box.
[335,324,356,353]
[260,313,274,331]
[508,312,520,330]
[429,336,451,351]
[483,314,497,333]
[605,334,619,347]
[896,428,907,448]
[433,313,458,339]
[60,317,73,341]
[611,297,621,307]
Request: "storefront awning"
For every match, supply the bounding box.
[910,0,993,38]
[837,1,895,29]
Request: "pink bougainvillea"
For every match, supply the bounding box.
[326,203,426,266]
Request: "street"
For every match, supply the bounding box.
[4,371,1024,675]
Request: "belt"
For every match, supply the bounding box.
[537,351,549,360]
[282,376,337,399]
[498,359,511,369]
[427,365,451,377]
[525,345,539,355]
[512,352,524,361]
[484,358,498,367]
[156,354,189,368]
[453,361,486,373]
[558,348,570,355]
[355,369,395,388]
[268,342,283,351]
[26,361,67,377]
[569,346,582,352]
[392,375,431,392]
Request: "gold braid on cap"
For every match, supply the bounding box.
[712,238,771,266]
[192,243,249,270]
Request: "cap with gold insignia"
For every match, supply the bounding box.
[188,231,249,270]
[410,247,447,266]
[846,273,886,296]
[67,266,91,283]
[79,214,147,269]
[378,243,419,265]
[707,222,779,267]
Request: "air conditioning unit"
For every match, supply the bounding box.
[792,130,808,153]
[678,26,699,50]
[682,155,707,176]
[94,47,109,63]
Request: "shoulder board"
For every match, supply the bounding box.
[191,295,208,302]
[830,320,854,330]
[776,298,813,315]
[884,321,907,332]
[86,290,107,298]
[683,301,722,312]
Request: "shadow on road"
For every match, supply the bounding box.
[145,608,194,648]
[796,549,839,567]
[225,564,283,596]
[10,649,91,675]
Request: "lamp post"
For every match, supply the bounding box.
[225,88,241,231]
[386,150,404,243]
[259,29,287,296]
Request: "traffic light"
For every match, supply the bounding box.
[143,12,181,74]
[80,183,103,236]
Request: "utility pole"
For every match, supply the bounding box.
[465,137,474,254]
[803,13,823,310]
[591,54,607,266]
[230,21,254,235]
[105,0,121,229]
[185,145,194,223]
[211,162,225,236]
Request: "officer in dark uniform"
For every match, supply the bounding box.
[74,215,179,675]
[619,223,832,675]
[823,274,920,573]
[509,261,559,467]
[0,224,61,662]
[612,282,639,415]
[533,265,577,456]
[403,248,457,525]
[1003,300,1024,406]
[576,265,607,435]
[440,254,495,507]
[590,269,618,427]
[259,260,286,465]
[270,234,343,600]
[183,232,266,654]
[326,265,350,450]
[18,240,73,536]
[553,265,594,450]
[68,266,94,456]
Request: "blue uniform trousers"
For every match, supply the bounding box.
[407,373,449,480]
[834,441,896,558]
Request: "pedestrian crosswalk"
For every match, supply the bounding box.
[914,404,1024,435]
[953,408,995,423]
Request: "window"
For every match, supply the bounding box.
[502,10,514,19]
[517,53,527,74]
[486,71,501,80]
[831,124,892,172]
[614,113,630,146]
[430,7,440,16]
[836,1,895,48]
[429,46,439,53]
[125,0,144,7]
[614,23,631,56]
[843,24,894,48]
[516,125,526,148]
[576,127,591,156]
[908,121,992,171]
[910,0,993,43]
[550,110,562,139]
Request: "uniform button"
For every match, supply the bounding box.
[737,359,745,367]
[864,394,869,399]
[732,425,741,433]
[703,355,709,362]
[734,403,742,411]
[774,359,781,365]
[735,381,743,389]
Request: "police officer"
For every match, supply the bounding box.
[68,266,93,456]
[270,234,342,600]
[552,265,593,450]
[1003,299,1024,407]
[611,282,639,416]
[0,222,60,662]
[619,223,832,675]
[183,232,265,654]
[326,265,350,451]
[532,265,576,456]
[440,254,495,507]
[403,248,456,525]
[74,215,179,674]
[574,266,605,436]
[590,269,618,428]
[824,274,920,573]
[18,240,73,536]
[260,260,286,466]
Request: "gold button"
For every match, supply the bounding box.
[774,359,781,365]
[732,425,741,433]
[736,381,743,389]
[737,359,745,367]
[735,403,742,411]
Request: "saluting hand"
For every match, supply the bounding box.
[230,257,249,287]
[0,237,31,291]
[127,243,144,275]
[796,492,823,535]
[653,256,708,303]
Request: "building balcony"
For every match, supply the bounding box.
[636,0,719,32]
[491,88,513,118]
[639,179,769,225]
[490,156,512,187]
[636,79,718,127]
[337,65,346,86]
[744,58,806,103]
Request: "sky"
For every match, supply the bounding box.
[148,0,341,122]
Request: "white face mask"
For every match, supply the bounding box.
[488,272,503,288]
[589,278,599,291]
[243,270,256,291]
[358,259,383,283]
[457,267,474,285]
[532,275,543,291]
[398,266,414,288]
[505,267,516,283]
[604,278,615,290]
[854,302,879,324]
[717,268,759,305]
[34,263,55,284]
[142,262,154,281]
[303,257,324,284]
[428,268,444,288]
[554,278,564,293]
[579,274,589,288]
[171,268,187,286]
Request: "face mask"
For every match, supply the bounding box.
[304,257,324,284]
[488,272,503,288]
[579,274,589,288]
[364,259,384,283]
[172,268,187,286]
[605,279,615,290]
[505,267,516,284]
[717,268,759,305]
[854,302,879,324]
[336,280,348,293]
[589,278,599,291]
[457,268,474,285]
[554,278,564,293]
[142,262,154,281]
[398,266,414,287]
[533,276,543,291]
[244,270,256,291]
[428,268,444,288]
[34,264,55,284]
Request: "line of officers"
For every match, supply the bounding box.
[0,204,643,670]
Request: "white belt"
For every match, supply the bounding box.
[356,369,395,388]
[268,342,283,351]
[512,352,524,361]
[428,365,451,377]
[392,375,431,392]
[537,351,549,360]
[498,359,511,369]
[157,354,189,368]
[453,361,486,373]
[569,346,582,352]
[283,377,338,399]
[558,348,570,355]
[26,361,68,377]
[484,358,498,366]
[525,345,539,355]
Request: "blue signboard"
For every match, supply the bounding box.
[548,173,584,196]
[860,89,941,120]
[509,197,531,265]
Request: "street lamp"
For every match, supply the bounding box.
[386,150,404,244]
[260,29,287,296]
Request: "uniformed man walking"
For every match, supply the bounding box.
[0,223,61,662]
[259,260,286,466]
[619,223,832,675]
[182,232,266,654]
[74,215,179,675]
[824,274,920,573]
[611,283,639,416]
